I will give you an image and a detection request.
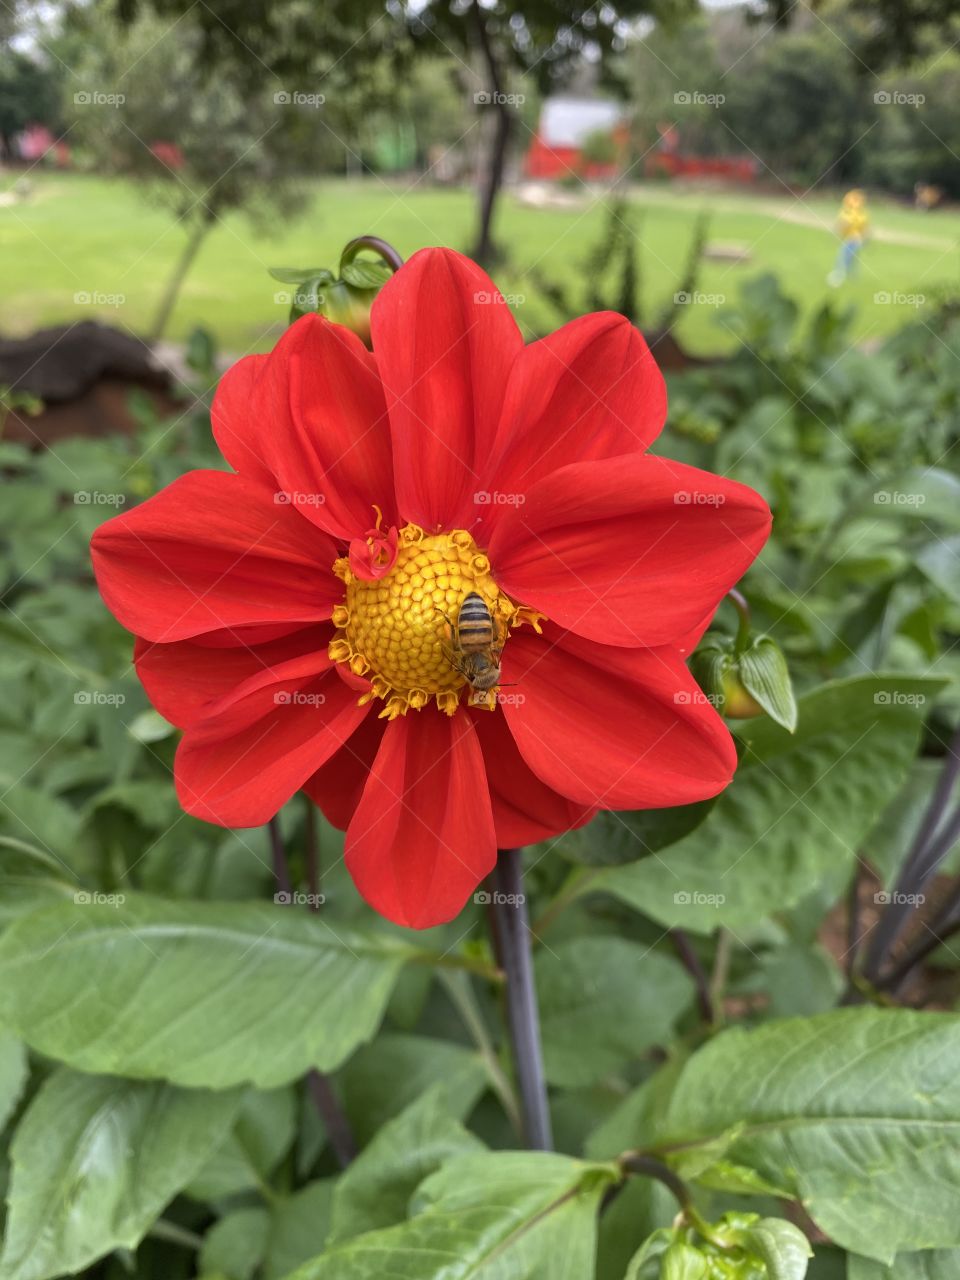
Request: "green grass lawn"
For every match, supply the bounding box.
[2,170,959,357]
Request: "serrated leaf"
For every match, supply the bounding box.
[596,676,943,932]
[328,1085,484,1245]
[660,1008,960,1262]
[0,894,412,1088]
[536,939,693,1086]
[287,1152,618,1280]
[0,1069,242,1280]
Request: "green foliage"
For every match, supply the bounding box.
[1,1071,243,1280]
[659,1010,960,1262]
[2,266,960,1280]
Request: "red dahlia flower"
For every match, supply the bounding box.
[91,248,771,929]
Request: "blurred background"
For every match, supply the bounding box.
[3,0,960,965]
[3,0,960,412]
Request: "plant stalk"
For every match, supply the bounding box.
[268,816,357,1167]
[492,847,553,1150]
[862,722,960,982]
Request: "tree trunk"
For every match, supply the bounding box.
[149,208,215,344]
[470,0,513,267]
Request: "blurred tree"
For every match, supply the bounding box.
[722,30,871,186]
[0,50,62,160]
[64,5,318,341]
[116,0,693,265]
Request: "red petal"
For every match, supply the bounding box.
[490,454,771,648]
[482,314,665,527]
[345,708,496,928]
[371,248,523,531]
[175,654,370,827]
[91,470,340,642]
[211,354,274,490]
[501,625,737,810]
[470,707,595,847]
[212,316,394,541]
[304,711,386,831]
[135,625,332,730]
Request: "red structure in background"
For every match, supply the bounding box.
[524,96,627,181]
[647,152,758,182]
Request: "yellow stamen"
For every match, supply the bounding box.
[329,522,540,716]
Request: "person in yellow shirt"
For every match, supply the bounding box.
[828,189,869,286]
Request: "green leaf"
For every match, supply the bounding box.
[200,1208,270,1280]
[917,536,960,606]
[536,939,693,1087]
[737,636,798,732]
[341,1034,488,1146]
[126,708,175,744]
[847,1251,960,1279]
[0,1030,28,1131]
[265,1181,335,1280]
[662,1242,709,1280]
[340,259,392,289]
[268,266,333,284]
[188,1086,297,1201]
[624,1228,672,1279]
[0,1069,243,1280]
[0,894,412,1088]
[743,1219,812,1280]
[287,1152,618,1280]
[596,676,942,933]
[660,1008,960,1262]
[328,1085,484,1245]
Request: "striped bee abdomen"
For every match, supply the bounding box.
[456,592,495,652]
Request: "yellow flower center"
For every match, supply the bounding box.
[328,523,542,719]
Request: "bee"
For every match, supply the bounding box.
[441,591,506,708]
